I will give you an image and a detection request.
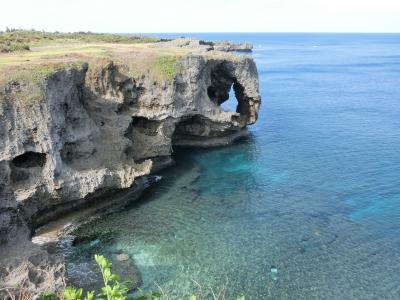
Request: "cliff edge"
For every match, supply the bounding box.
[0,32,260,293]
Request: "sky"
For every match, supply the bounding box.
[1,0,400,33]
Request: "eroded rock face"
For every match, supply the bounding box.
[0,51,260,292]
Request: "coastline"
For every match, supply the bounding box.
[0,31,260,295]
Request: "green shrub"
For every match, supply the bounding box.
[54,254,160,300]
[41,291,58,300]
[0,41,30,52]
[155,56,178,79]
[40,254,245,300]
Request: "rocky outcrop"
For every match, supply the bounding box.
[212,41,253,52]
[154,38,253,52]
[0,48,260,293]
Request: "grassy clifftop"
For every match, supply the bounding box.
[0,30,188,84]
[0,30,246,108]
[0,30,245,80]
[0,31,182,109]
[0,30,158,53]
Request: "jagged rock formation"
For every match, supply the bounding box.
[212,41,253,52]
[154,38,253,52]
[0,45,260,293]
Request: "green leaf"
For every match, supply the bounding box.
[40,291,57,300]
[84,291,95,300]
[95,254,111,270]
[104,268,112,281]
[189,296,197,300]
[63,287,83,300]
[110,273,120,282]
[94,254,102,265]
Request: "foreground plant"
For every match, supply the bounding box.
[63,287,93,300]
[60,254,159,300]
[41,254,244,300]
[95,254,142,300]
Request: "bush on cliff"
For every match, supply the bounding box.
[155,56,178,79]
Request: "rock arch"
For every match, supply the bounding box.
[207,60,260,126]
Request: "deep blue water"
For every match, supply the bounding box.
[67,34,400,299]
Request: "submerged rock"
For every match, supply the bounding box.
[116,253,130,262]
[66,252,141,293]
[270,266,278,281]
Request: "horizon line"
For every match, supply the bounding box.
[133,31,400,34]
[2,28,400,35]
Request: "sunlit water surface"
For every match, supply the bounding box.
[64,34,400,299]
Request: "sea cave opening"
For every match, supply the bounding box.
[11,151,46,168]
[10,151,47,184]
[207,64,250,122]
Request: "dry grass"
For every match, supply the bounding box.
[0,286,36,300]
[0,30,158,53]
[113,47,186,80]
[0,42,190,83]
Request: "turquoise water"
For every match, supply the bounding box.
[66,34,400,299]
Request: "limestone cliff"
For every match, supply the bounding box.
[0,41,260,292]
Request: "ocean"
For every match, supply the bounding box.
[66,33,400,299]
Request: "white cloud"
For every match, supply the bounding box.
[0,0,399,32]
